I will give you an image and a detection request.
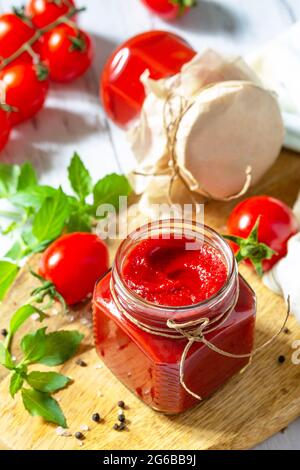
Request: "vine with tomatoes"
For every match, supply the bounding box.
[0,0,93,152]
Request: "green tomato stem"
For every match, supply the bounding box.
[3,293,42,352]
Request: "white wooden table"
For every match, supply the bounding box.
[1,0,300,450]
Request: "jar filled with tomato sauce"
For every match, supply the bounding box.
[93,220,256,414]
[100,30,195,127]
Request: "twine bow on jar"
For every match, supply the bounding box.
[109,278,290,401]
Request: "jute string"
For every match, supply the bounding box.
[106,278,290,400]
[133,91,252,206]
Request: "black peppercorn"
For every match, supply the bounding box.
[118,400,125,409]
[119,422,126,431]
[283,327,290,334]
[75,431,84,440]
[92,413,101,423]
[75,358,87,367]
[113,423,120,431]
[278,355,285,364]
[118,413,125,422]
[1,328,8,337]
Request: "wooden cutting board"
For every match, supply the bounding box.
[0,149,300,450]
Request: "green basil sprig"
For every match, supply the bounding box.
[0,274,84,427]
[0,152,131,300]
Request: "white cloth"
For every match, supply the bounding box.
[263,193,300,321]
[248,22,300,153]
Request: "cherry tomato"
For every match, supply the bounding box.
[39,232,109,305]
[0,63,49,125]
[0,108,11,151]
[140,0,195,20]
[101,30,195,127]
[41,24,93,82]
[0,13,41,65]
[227,196,299,271]
[26,0,76,29]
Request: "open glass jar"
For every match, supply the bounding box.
[93,220,256,414]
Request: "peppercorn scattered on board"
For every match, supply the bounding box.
[0,149,300,450]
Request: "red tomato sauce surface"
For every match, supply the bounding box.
[122,237,228,307]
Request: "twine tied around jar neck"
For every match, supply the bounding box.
[108,278,290,401]
[133,89,252,206]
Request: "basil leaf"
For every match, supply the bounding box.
[21,327,47,364]
[26,371,71,393]
[0,164,20,198]
[93,173,131,210]
[31,240,53,253]
[21,229,37,247]
[10,372,24,398]
[0,260,19,301]
[32,188,70,243]
[11,185,57,210]
[0,342,15,369]
[66,211,91,233]
[21,388,67,428]
[38,330,84,366]
[67,194,79,211]
[17,162,38,190]
[4,241,24,262]
[20,229,49,254]
[10,305,46,337]
[68,152,92,201]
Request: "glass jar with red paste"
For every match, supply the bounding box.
[93,220,256,414]
[100,30,195,127]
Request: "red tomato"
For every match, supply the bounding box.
[0,108,11,151]
[41,24,93,82]
[26,0,76,29]
[227,196,299,271]
[101,30,195,127]
[0,13,41,65]
[0,63,49,125]
[39,233,109,305]
[140,0,194,20]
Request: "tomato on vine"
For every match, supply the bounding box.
[0,63,49,125]
[0,13,41,66]
[0,2,91,151]
[41,24,93,82]
[140,0,196,20]
[26,0,77,29]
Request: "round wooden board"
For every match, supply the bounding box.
[0,150,300,450]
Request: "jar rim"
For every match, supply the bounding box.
[112,219,237,316]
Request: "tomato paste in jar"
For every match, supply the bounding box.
[100,30,196,127]
[93,220,256,414]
